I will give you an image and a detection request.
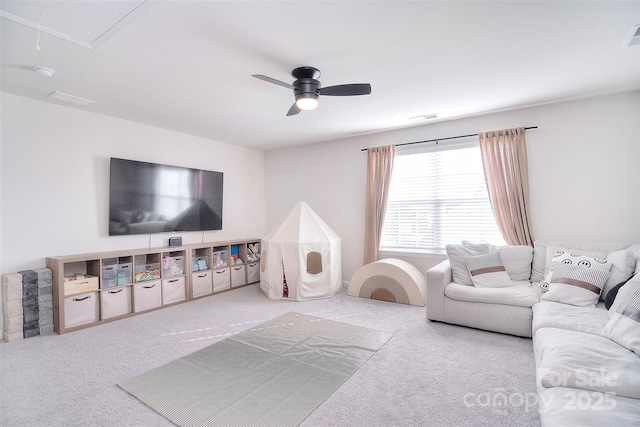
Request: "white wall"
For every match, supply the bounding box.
[1,90,638,334]
[0,93,266,329]
[265,91,640,281]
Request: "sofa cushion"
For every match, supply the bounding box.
[602,289,640,357]
[532,300,609,336]
[608,274,640,318]
[530,241,630,283]
[629,243,640,273]
[444,281,539,307]
[498,245,533,281]
[602,277,640,357]
[445,241,498,285]
[603,249,637,300]
[464,252,512,288]
[541,263,610,307]
[535,327,640,399]
[605,274,636,309]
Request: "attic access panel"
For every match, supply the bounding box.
[0,1,160,49]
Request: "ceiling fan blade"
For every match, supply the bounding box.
[287,103,301,116]
[5,63,35,72]
[252,74,294,89]
[319,83,371,96]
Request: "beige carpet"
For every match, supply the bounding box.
[1,285,540,426]
[119,312,393,427]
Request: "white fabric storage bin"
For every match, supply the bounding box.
[162,276,186,305]
[231,265,246,288]
[132,280,162,312]
[100,287,132,320]
[192,271,213,298]
[213,268,230,292]
[247,262,260,283]
[64,291,99,328]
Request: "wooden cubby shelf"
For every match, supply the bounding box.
[46,238,261,334]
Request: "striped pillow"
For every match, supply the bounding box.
[601,278,640,356]
[463,252,512,288]
[541,263,611,307]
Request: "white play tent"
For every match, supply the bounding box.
[260,201,342,301]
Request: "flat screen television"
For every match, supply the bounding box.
[109,158,223,236]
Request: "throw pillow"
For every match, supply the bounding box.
[541,263,610,307]
[601,286,640,357]
[542,245,608,278]
[602,250,636,301]
[499,245,533,281]
[605,274,636,310]
[548,249,610,272]
[445,241,498,286]
[608,274,640,318]
[530,240,551,283]
[463,252,513,288]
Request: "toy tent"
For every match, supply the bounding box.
[260,201,342,301]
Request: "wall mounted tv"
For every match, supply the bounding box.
[109,158,223,236]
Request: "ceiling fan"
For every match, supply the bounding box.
[252,66,372,116]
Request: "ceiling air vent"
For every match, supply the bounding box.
[623,24,640,47]
[410,113,438,121]
[49,91,95,106]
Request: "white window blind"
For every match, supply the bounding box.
[381,143,505,251]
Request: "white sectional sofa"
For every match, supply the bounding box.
[426,240,640,426]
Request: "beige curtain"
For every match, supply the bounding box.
[478,128,535,246]
[364,144,396,264]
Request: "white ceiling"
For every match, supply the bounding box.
[1,1,639,150]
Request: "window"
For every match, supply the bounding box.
[306,252,323,274]
[380,142,505,252]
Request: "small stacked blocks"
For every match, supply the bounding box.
[35,268,54,335]
[19,270,40,338]
[2,273,24,342]
[2,268,55,342]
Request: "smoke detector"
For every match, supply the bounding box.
[34,66,55,77]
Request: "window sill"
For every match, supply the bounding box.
[378,248,448,259]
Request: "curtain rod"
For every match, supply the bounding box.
[360,126,538,151]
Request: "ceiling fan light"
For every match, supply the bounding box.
[296,95,318,110]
